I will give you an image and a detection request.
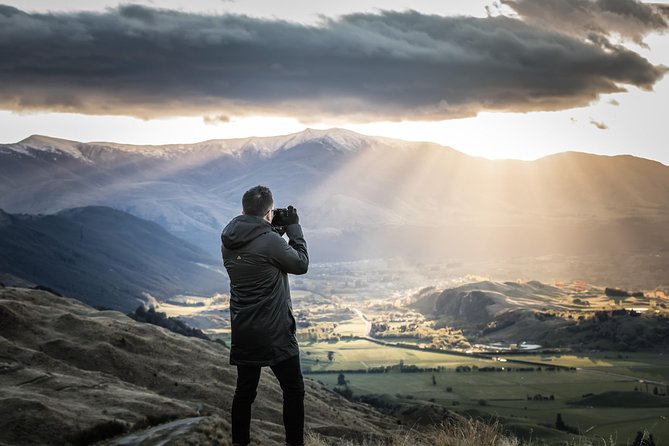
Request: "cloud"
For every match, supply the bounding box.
[203,114,231,125]
[502,0,669,47]
[590,117,609,129]
[0,4,666,121]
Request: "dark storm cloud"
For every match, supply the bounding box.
[502,0,669,46]
[0,4,666,120]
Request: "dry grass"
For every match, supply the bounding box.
[305,417,520,446]
[304,419,653,446]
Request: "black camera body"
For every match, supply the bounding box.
[271,206,298,229]
[271,208,290,227]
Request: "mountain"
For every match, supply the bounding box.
[1,128,669,286]
[0,206,226,311]
[0,286,400,445]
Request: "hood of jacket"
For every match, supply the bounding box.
[221,214,272,250]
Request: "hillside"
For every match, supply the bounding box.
[0,286,400,445]
[410,281,569,327]
[1,129,669,290]
[0,206,226,311]
[410,281,669,351]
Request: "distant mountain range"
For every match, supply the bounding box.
[1,128,668,284]
[0,206,225,311]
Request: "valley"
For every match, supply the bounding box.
[155,259,669,445]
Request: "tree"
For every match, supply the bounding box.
[327,351,335,362]
[555,413,566,431]
[337,373,347,386]
[333,386,353,400]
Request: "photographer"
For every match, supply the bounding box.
[221,185,308,446]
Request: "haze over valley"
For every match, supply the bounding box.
[2,129,668,289]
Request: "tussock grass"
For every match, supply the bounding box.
[305,417,520,446]
[304,418,651,446]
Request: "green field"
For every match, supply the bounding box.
[517,352,669,383]
[301,339,499,371]
[302,340,669,445]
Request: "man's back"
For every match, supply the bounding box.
[222,186,308,446]
[221,214,308,367]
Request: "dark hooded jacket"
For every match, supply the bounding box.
[221,215,308,366]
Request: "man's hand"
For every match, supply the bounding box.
[285,205,299,225]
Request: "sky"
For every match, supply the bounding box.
[1,0,668,163]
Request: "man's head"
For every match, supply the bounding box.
[242,185,274,221]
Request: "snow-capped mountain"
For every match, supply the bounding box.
[1,128,668,277]
[6,128,376,160]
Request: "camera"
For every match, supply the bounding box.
[271,206,298,228]
[271,208,289,227]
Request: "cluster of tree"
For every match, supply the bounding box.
[355,394,401,411]
[605,287,644,298]
[564,310,669,351]
[481,366,508,372]
[455,365,572,373]
[375,332,423,340]
[399,364,440,373]
[527,393,555,401]
[128,305,209,340]
[332,385,353,400]
[533,312,558,322]
[367,363,441,374]
[593,309,642,321]
[370,322,388,335]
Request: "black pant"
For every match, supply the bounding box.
[231,354,305,446]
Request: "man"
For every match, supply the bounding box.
[221,185,309,446]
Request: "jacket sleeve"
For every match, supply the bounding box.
[268,224,309,275]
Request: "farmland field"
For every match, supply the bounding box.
[302,340,669,445]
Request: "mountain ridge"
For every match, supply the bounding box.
[2,128,669,287]
[11,129,667,167]
[11,128,400,160]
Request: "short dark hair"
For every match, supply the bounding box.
[242,185,273,217]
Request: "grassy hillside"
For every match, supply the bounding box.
[0,286,401,445]
[409,281,669,351]
[0,206,226,311]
